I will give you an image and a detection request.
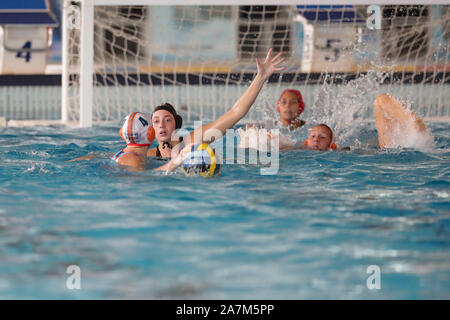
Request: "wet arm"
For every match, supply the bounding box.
[186,48,285,145]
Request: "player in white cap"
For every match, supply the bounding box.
[111,112,156,169]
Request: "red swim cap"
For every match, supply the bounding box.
[276,89,305,116]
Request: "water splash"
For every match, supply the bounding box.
[309,71,384,146]
[378,97,436,151]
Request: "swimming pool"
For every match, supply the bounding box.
[0,122,449,299]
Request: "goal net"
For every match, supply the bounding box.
[63,1,450,127]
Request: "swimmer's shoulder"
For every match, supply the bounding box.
[116,152,146,170]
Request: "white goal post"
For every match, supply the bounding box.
[62,0,450,128]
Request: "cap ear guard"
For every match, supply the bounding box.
[329,130,338,149]
[120,112,155,146]
[120,127,125,142]
[147,126,155,144]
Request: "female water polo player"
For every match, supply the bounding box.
[69,111,181,171]
[147,48,286,160]
[237,88,306,149]
[111,111,193,172]
[301,124,338,151]
[276,89,306,129]
[239,123,338,151]
[110,113,218,174]
[111,112,157,170]
[242,93,431,152]
[147,103,184,159]
[303,94,432,151]
[273,123,338,151]
[69,48,286,169]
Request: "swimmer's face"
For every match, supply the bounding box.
[279,92,300,122]
[306,126,332,151]
[152,110,176,143]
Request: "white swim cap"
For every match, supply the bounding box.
[119,112,155,146]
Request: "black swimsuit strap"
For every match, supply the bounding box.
[156,145,162,158]
[155,143,173,160]
[156,137,183,159]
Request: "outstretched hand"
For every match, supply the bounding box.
[256,48,286,80]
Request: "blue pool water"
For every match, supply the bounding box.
[0,122,449,299]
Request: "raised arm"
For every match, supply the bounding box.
[186,48,285,145]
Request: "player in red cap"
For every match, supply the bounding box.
[276,89,306,129]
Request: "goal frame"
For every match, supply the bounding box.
[62,0,449,127]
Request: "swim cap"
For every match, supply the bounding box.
[119,112,155,147]
[152,103,183,129]
[276,89,305,115]
[181,143,222,177]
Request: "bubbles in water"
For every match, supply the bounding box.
[25,163,49,174]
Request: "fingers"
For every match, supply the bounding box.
[271,51,283,63]
[271,56,286,73]
[258,48,286,78]
[273,56,285,65]
[265,49,285,70]
[273,67,286,72]
[273,64,287,72]
[264,48,273,62]
[265,48,284,63]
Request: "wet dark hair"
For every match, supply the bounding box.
[152,103,183,129]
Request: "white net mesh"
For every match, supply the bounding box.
[65,3,450,125]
